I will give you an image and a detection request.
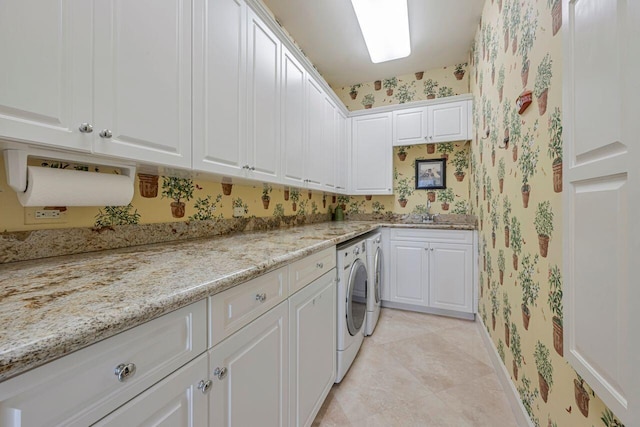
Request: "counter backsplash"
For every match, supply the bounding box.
[0,214,477,264]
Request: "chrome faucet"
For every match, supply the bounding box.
[422,200,433,223]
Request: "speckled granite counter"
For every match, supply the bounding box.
[0,220,475,381]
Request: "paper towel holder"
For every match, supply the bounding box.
[3,148,136,194]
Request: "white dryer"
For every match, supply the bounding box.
[364,233,383,336]
[335,238,368,383]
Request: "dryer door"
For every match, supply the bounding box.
[346,258,367,336]
[374,247,383,304]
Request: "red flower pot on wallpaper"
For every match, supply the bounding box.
[552,161,563,192]
[538,373,550,403]
[427,192,436,202]
[374,80,382,91]
[397,151,407,161]
[322,197,326,208]
[138,174,159,198]
[441,202,449,211]
[262,197,270,209]
[365,195,372,201]
[512,144,518,162]
[386,89,394,96]
[415,71,424,80]
[499,178,504,193]
[491,232,496,248]
[221,182,233,196]
[521,184,530,208]
[513,253,518,270]
[504,323,510,347]
[284,189,290,201]
[292,203,297,211]
[491,152,496,166]
[538,235,550,257]
[552,0,562,36]
[535,201,553,257]
[427,144,436,154]
[399,199,408,208]
[574,378,590,418]
[553,317,563,356]
[308,190,312,200]
[332,195,336,203]
[521,304,531,330]
[513,360,519,381]
[499,269,504,285]
[537,89,549,115]
[170,202,185,218]
[491,68,495,85]
[504,226,510,247]
[454,172,465,182]
[454,64,465,80]
[498,87,504,103]
[491,314,496,331]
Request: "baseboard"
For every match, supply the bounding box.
[476,316,534,427]
[380,300,475,320]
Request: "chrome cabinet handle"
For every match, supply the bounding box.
[316,262,324,269]
[198,379,212,393]
[99,129,112,138]
[250,166,255,171]
[255,293,267,303]
[114,363,136,382]
[213,367,228,380]
[242,165,250,169]
[79,123,93,133]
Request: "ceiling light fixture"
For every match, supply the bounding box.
[350,0,411,64]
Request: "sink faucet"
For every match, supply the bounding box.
[422,200,432,223]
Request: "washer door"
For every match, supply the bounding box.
[374,247,383,304]
[347,258,367,336]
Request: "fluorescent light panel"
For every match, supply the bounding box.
[351,0,411,64]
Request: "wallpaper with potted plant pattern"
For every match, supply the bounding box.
[470,0,623,426]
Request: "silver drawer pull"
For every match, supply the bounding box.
[114,363,136,382]
[255,293,267,303]
[79,123,93,133]
[316,262,324,269]
[198,379,212,393]
[213,367,228,380]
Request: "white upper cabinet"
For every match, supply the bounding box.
[305,78,326,189]
[334,112,349,193]
[322,97,336,191]
[246,8,281,181]
[92,0,192,168]
[427,100,469,143]
[563,0,639,424]
[281,46,307,188]
[193,0,247,177]
[0,1,93,152]
[351,112,393,195]
[392,99,471,146]
[392,107,427,146]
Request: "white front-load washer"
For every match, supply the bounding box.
[364,233,382,336]
[335,238,367,383]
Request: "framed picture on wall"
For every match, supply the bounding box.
[415,159,446,189]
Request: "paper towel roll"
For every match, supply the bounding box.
[17,166,134,207]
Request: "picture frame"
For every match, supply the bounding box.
[415,159,446,190]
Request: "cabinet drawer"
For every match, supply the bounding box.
[0,300,207,427]
[209,266,287,347]
[389,228,473,244]
[288,246,336,294]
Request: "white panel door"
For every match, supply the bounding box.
[322,98,336,190]
[192,0,246,177]
[246,9,280,182]
[351,112,393,195]
[563,0,639,424]
[429,243,473,313]
[210,301,288,427]
[289,271,336,427]
[93,0,192,168]
[93,354,208,427]
[306,78,325,189]
[388,240,428,306]
[392,107,427,146]
[335,112,349,192]
[281,47,307,187]
[427,101,468,143]
[0,0,92,152]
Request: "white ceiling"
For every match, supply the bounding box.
[261,0,484,88]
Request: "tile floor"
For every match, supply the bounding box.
[313,308,520,426]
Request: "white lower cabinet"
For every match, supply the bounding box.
[94,353,209,427]
[289,271,336,427]
[386,229,476,317]
[209,301,289,427]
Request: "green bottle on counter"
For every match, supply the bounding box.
[334,205,344,221]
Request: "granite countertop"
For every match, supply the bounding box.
[0,220,475,381]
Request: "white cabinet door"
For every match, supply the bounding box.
[93,0,192,168]
[192,0,246,177]
[334,112,349,192]
[563,0,639,424]
[429,243,473,313]
[94,354,208,427]
[388,240,428,306]
[392,107,427,146]
[246,9,280,182]
[281,47,307,188]
[289,271,336,427]
[305,78,325,189]
[210,301,288,427]
[427,101,469,143]
[322,98,336,191]
[351,112,393,195]
[0,0,92,152]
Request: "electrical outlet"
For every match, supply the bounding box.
[24,208,67,225]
